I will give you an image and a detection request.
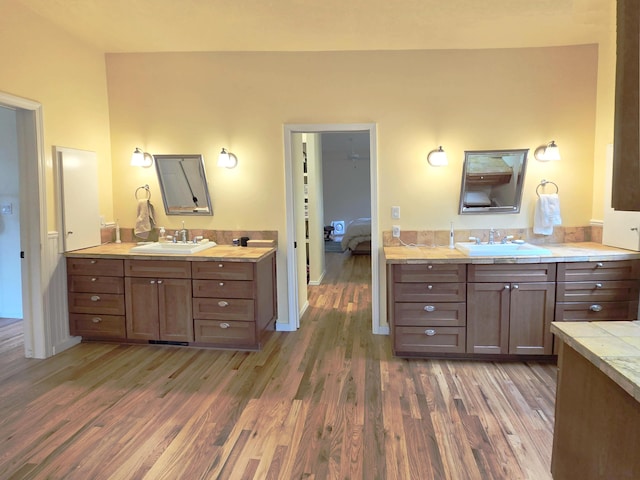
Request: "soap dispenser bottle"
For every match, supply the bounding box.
[158,227,166,243]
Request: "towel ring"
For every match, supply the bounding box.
[135,184,151,200]
[536,179,559,197]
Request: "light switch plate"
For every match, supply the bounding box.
[392,206,400,219]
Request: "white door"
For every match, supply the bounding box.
[54,146,101,251]
[603,144,640,251]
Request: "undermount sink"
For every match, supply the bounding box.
[129,241,217,255]
[455,241,552,257]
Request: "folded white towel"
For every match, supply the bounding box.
[134,199,156,239]
[533,194,562,235]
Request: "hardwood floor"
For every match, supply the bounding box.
[0,253,557,479]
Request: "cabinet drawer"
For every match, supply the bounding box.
[68,292,125,316]
[69,313,126,339]
[394,302,466,327]
[192,279,254,299]
[394,326,466,354]
[391,263,466,283]
[554,301,639,322]
[68,275,124,294]
[194,319,256,345]
[557,260,640,282]
[468,263,556,282]
[556,280,640,302]
[393,282,466,302]
[193,298,254,321]
[124,260,191,279]
[67,258,123,277]
[192,261,254,281]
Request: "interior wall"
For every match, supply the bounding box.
[322,132,371,229]
[0,0,114,229]
[0,106,22,318]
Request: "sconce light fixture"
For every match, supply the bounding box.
[131,147,153,168]
[534,140,561,161]
[217,148,238,168]
[427,146,448,166]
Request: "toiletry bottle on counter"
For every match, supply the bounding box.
[158,227,166,243]
[449,222,455,249]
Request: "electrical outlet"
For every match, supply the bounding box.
[391,206,400,219]
[392,225,401,238]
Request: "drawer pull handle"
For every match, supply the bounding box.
[218,301,229,307]
[589,304,603,312]
[91,277,97,282]
[427,265,433,269]
[91,317,102,323]
[595,283,603,289]
[90,260,97,264]
[424,305,436,312]
[596,262,604,268]
[218,264,224,268]
[90,295,101,302]
[157,280,163,284]
[425,329,436,336]
[220,322,230,329]
[427,285,433,290]
[219,282,225,286]
[150,280,156,284]
[504,285,510,290]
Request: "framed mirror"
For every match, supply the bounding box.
[459,148,528,214]
[154,154,213,215]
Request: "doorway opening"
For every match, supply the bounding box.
[283,123,382,334]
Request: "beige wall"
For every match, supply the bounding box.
[107,46,598,234]
[0,0,113,228]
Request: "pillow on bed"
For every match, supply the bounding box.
[464,191,491,206]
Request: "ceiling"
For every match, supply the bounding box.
[15,0,614,53]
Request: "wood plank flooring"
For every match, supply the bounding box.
[0,253,557,479]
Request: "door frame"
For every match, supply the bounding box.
[283,123,383,333]
[0,91,49,358]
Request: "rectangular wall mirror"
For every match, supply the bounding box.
[154,154,213,215]
[459,148,528,214]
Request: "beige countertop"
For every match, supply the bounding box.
[384,241,640,264]
[65,242,276,262]
[551,321,640,403]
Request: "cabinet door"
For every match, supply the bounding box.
[466,283,510,354]
[158,278,193,342]
[509,282,555,355]
[125,277,159,340]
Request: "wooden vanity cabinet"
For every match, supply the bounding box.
[466,264,556,355]
[67,258,126,340]
[555,260,640,322]
[191,253,277,349]
[388,263,467,355]
[124,260,193,342]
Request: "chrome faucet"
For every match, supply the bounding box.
[488,228,496,244]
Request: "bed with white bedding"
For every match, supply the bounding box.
[340,218,371,254]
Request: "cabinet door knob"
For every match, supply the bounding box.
[91,277,97,282]
[504,285,510,290]
[513,284,519,289]
[90,295,100,302]
[219,282,225,286]
[425,329,436,336]
[90,260,97,264]
[150,280,156,284]
[427,265,433,270]
[427,285,433,290]
[589,304,603,312]
[596,262,604,268]
[595,283,603,289]
[157,280,163,284]
[219,322,230,329]
[218,301,229,307]
[423,305,436,312]
[91,317,102,323]
[218,264,224,268]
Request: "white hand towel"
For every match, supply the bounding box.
[533,193,562,235]
[134,199,156,239]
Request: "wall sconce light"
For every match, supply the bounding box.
[131,147,153,168]
[217,148,238,168]
[427,146,448,166]
[534,140,561,161]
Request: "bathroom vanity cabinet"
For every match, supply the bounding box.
[66,247,277,351]
[466,264,556,355]
[385,245,640,359]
